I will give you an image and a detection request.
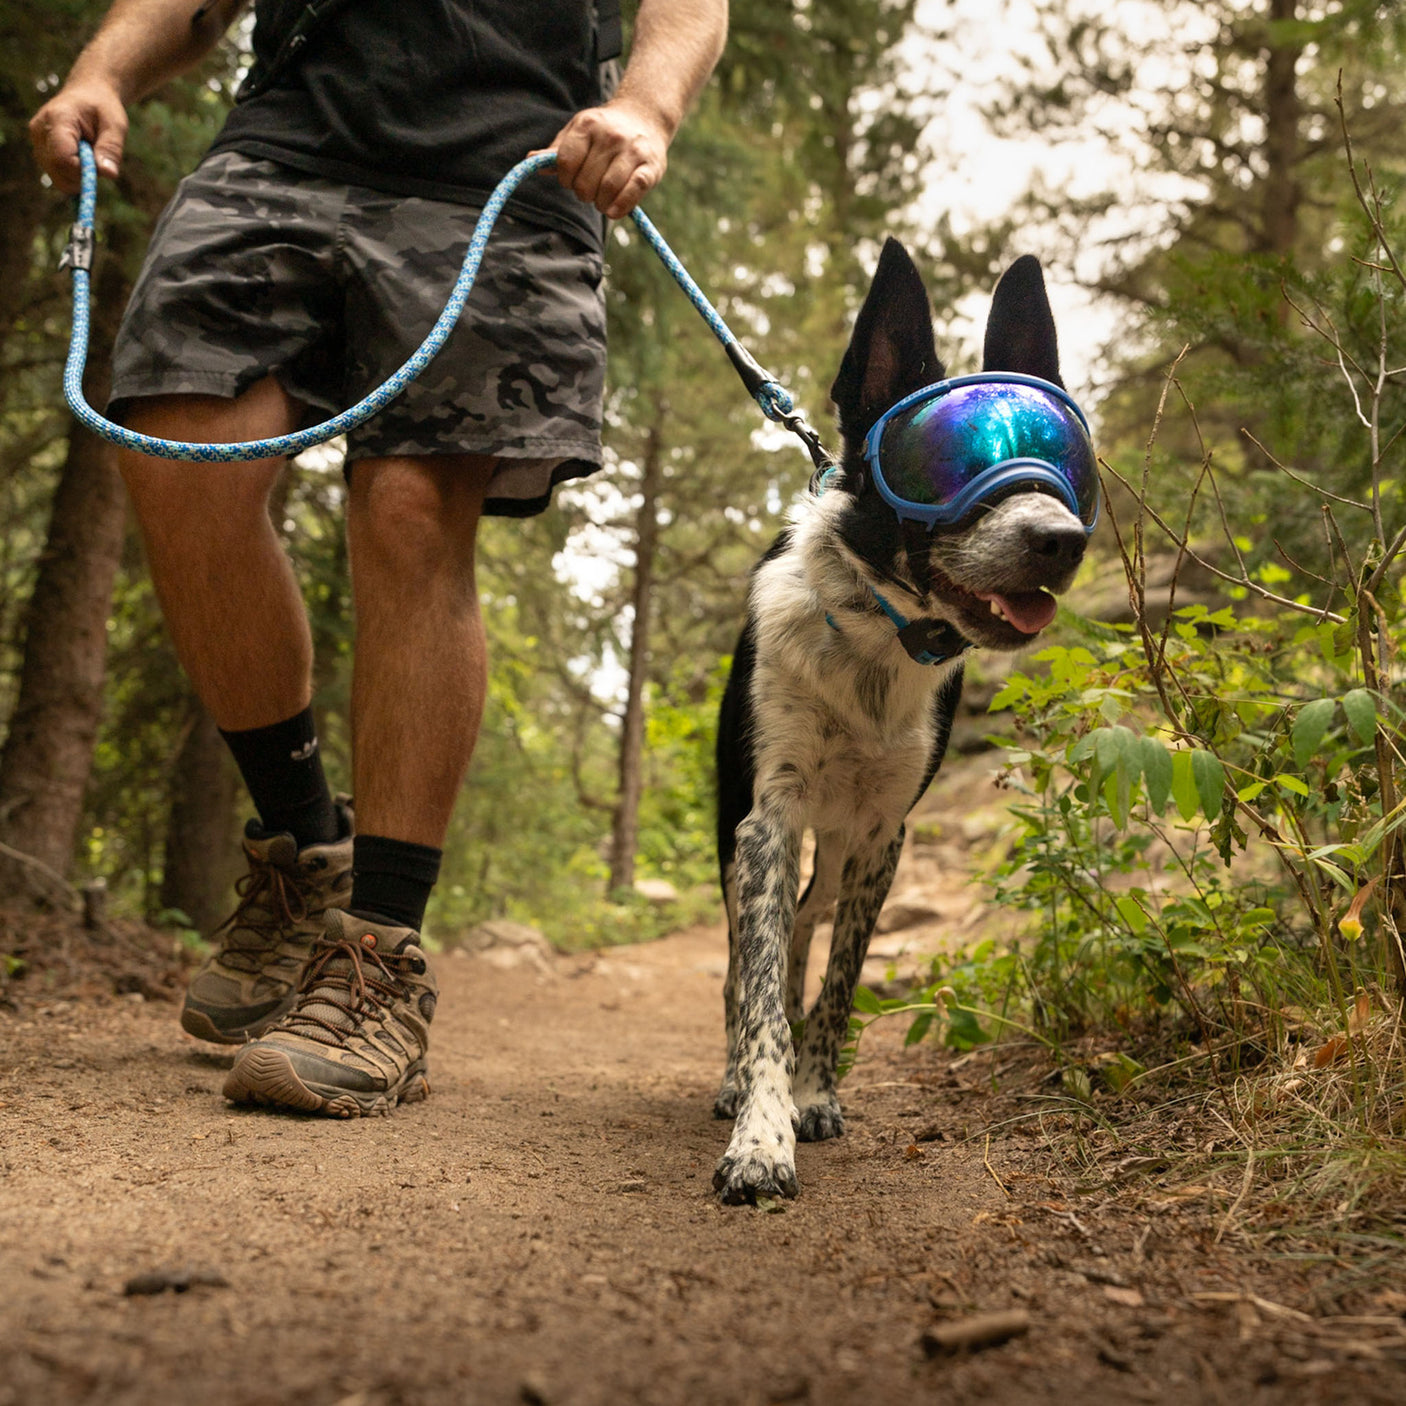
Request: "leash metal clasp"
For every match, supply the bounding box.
[778,407,836,476]
[59,224,94,273]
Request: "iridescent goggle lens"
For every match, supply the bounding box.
[863,373,1100,531]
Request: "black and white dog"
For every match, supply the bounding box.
[712,239,1093,1204]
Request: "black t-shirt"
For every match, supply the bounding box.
[209,0,606,250]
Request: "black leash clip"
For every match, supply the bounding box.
[724,340,837,474]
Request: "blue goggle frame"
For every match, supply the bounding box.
[862,372,1101,533]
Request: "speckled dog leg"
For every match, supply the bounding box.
[714,864,743,1119]
[793,829,904,1142]
[785,833,843,1029]
[713,811,802,1204]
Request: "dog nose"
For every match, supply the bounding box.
[1024,521,1087,572]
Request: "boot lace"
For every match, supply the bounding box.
[283,937,418,1048]
[214,854,312,972]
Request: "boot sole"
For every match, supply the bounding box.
[222,1046,431,1118]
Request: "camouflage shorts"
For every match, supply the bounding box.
[110,150,606,517]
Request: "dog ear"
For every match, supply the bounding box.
[982,254,1063,388]
[831,238,942,447]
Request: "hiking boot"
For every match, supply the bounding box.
[180,802,354,1045]
[222,909,437,1118]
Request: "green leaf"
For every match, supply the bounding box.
[1341,688,1377,745]
[1291,697,1336,768]
[1114,894,1149,934]
[903,1012,934,1047]
[1140,737,1173,814]
[1069,732,1099,764]
[851,985,884,1016]
[1103,769,1130,828]
[1171,749,1200,822]
[1191,749,1225,818]
[1099,1053,1145,1094]
[1273,774,1309,797]
[944,1006,990,1050]
[1061,1067,1093,1103]
[1090,726,1139,827]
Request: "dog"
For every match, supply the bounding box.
[711,238,1095,1204]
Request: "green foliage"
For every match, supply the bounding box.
[886,0,1406,1094]
[895,160,1406,1074]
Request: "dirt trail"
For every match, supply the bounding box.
[1,912,1400,1404]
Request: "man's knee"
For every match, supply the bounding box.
[120,455,285,556]
[117,384,295,535]
[349,455,495,572]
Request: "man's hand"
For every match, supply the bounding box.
[543,0,726,219]
[545,96,672,220]
[28,0,246,194]
[30,79,129,194]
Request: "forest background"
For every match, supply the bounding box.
[1,0,1405,1111]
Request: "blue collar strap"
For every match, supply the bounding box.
[826,587,971,667]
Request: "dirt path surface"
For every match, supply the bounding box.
[2,915,1403,1405]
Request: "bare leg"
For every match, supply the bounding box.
[345,454,495,847]
[119,378,311,730]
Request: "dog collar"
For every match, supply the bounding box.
[813,464,969,666]
[826,587,971,667]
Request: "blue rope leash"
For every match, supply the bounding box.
[62,141,833,468]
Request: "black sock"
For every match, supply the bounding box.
[219,707,340,849]
[350,834,442,932]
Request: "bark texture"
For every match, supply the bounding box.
[0,240,132,901]
[157,698,243,932]
[1258,0,1303,259]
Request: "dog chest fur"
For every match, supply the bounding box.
[745,506,957,837]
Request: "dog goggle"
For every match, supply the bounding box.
[863,373,1100,531]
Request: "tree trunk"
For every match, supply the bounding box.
[157,697,242,931]
[607,409,666,894]
[1259,0,1303,259]
[0,94,47,351]
[0,241,132,902]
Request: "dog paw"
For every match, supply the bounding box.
[712,1152,800,1205]
[712,1083,741,1120]
[797,1097,845,1142]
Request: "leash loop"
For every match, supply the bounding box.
[62,141,833,469]
[755,381,794,419]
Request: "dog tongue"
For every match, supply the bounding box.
[986,591,1057,635]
